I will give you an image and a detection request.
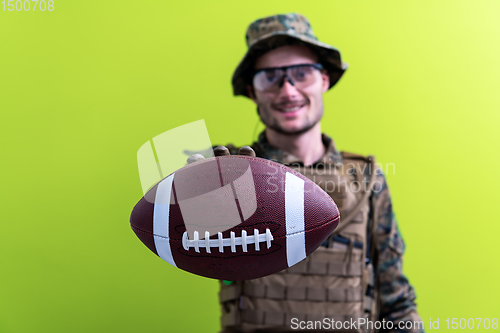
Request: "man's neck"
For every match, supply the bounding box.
[265,123,325,166]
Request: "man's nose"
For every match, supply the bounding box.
[277,76,299,97]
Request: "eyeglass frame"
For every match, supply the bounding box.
[251,63,325,91]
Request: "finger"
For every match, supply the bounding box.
[238,146,256,157]
[214,146,230,157]
[186,154,205,164]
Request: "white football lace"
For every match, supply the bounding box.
[182,229,274,253]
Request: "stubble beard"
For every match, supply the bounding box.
[257,103,324,136]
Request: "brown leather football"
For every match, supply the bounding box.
[130,155,339,280]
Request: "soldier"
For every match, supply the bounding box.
[211,13,423,333]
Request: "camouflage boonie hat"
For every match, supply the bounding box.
[232,13,348,97]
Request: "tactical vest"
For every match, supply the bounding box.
[219,152,379,333]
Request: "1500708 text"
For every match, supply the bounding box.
[1,0,54,11]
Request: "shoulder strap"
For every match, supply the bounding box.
[333,154,377,235]
[367,165,381,320]
[368,184,380,266]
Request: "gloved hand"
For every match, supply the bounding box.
[186,145,256,164]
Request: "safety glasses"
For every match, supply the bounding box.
[252,63,324,93]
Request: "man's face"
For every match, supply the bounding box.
[249,45,330,135]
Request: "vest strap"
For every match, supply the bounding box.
[332,155,377,235]
[221,308,239,327]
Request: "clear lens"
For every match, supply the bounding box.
[290,65,315,82]
[253,68,285,91]
[263,69,281,84]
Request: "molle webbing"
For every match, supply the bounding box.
[220,283,363,303]
[221,308,367,328]
[284,261,363,276]
[219,152,378,333]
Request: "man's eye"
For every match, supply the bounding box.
[264,70,279,82]
[293,66,314,79]
[266,72,276,82]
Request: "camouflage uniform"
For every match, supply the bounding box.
[224,12,423,332]
[220,133,423,333]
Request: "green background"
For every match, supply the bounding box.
[1,0,499,332]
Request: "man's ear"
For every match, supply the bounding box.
[321,70,330,93]
[247,85,257,103]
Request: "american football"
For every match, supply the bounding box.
[130,155,340,280]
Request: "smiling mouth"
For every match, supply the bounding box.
[274,102,307,113]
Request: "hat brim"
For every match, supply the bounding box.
[232,32,348,97]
